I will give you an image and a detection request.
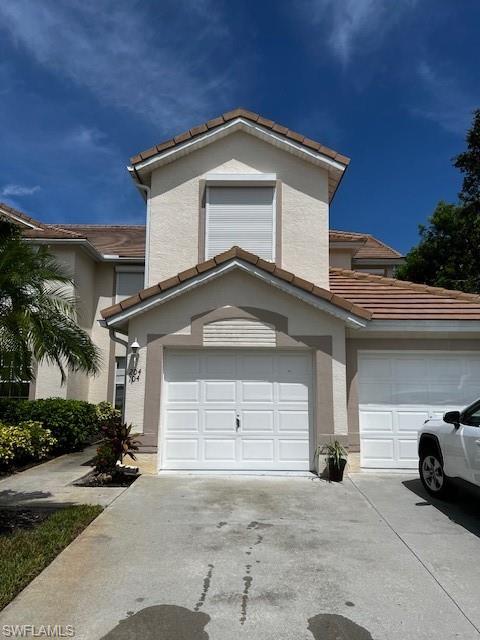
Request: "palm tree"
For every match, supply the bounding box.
[0,219,100,388]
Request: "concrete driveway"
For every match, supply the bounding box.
[1,473,480,639]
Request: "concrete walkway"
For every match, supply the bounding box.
[0,446,127,508]
[1,473,480,639]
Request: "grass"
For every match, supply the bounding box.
[0,504,103,611]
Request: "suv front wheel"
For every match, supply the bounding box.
[419,451,450,499]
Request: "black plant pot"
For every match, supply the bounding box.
[328,458,347,482]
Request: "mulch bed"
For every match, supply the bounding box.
[0,508,53,536]
[73,470,139,488]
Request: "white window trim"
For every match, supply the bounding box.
[205,173,276,186]
[205,182,276,262]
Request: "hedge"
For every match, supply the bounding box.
[0,421,57,471]
[0,398,100,453]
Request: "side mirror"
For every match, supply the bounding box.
[444,410,461,426]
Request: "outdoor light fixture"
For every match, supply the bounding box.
[128,338,141,383]
[130,339,140,353]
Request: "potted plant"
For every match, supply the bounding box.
[317,440,348,482]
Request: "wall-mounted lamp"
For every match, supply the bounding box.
[128,338,141,383]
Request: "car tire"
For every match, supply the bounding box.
[419,450,451,499]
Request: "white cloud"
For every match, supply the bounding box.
[61,126,114,155]
[0,0,235,132]
[1,184,41,197]
[412,61,478,134]
[304,0,418,65]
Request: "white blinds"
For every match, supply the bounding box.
[206,186,275,260]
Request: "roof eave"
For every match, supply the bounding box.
[128,118,348,202]
[101,258,369,328]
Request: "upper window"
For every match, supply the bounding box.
[205,186,275,261]
[115,269,144,302]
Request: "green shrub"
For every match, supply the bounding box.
[94,402,139,473]
[0,398,99,452]
[0,421,57,470]
[94,442,118,473]
[95,401,121,428]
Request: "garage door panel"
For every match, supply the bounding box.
[162,349,312,470]
[239,354,274,379]
[165,439,198,461]
[204,439,236,461]
[166,353,200,380]
[241,381,274,402]
[278,354,311,378]
[360,357,391,379]
[204,353,236,379]
[359,410,393,431]
[393,358,428,380]
[278,439,309,461]
[204,410,236,431]
[168,381,199,402]
[361,438,395,461]
[398,439,418,463]
[278,410,309,432]
[166,410,199,432]
[359,383,393,404]
[359,352,480,469]
[242,439,274,461]
[396,410,430,430]
[278,382,309,402]
[392,384,428,404]
[242,410,274,432]
[205,381,236,402]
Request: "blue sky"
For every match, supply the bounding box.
[0,0,479,253]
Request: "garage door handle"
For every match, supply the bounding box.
[235,415,240,432]
[475,439,480,446]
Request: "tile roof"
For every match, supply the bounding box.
[129,108,350,202]
[330,230,403,260]
[0,202,45,229]
[100,246,371,321]
[330,268,480,320]
[130,108,351,167]
[59,224,145,258]
[3,204,403,262]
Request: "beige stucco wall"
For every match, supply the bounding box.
[88,263,116,404]
[34,246,76,400]
[33,248,116,404]
[67,249,95,400]
[123,268,347,439]
[148,130,330,288]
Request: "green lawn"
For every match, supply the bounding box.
[0,504,102,611]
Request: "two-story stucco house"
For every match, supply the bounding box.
[4,108,480,472]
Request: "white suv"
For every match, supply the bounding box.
[418,399,480,498]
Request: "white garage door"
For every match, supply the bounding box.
[359,352,480,469]
[161,349,312,470]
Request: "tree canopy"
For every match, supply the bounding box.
[0,220,100,387]
[397,109,480,293]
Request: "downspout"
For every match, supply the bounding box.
[109,328,128,423]
[132,170,151,288]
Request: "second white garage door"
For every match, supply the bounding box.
[161,349,312,470]
[359,351,480,469]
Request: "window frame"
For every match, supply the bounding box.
[461,399,480,427]
[115,266,145,303]
[204,178,278,263]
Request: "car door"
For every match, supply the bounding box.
[456,403,480,486]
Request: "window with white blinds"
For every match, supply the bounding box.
[205,186,275,261]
